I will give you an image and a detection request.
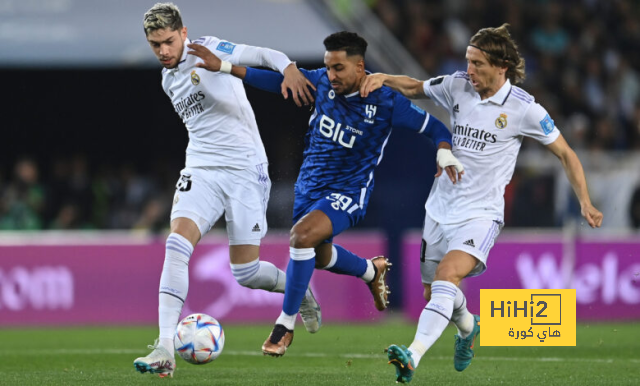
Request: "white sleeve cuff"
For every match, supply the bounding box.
[237,45,292,74]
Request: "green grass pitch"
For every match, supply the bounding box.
[0,321,637,385]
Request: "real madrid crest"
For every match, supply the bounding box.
[191,70,200,86]
[495,113,507,129]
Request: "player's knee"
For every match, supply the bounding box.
[289,225,317,248]
[170,218,201,247]
[434,265,463,285]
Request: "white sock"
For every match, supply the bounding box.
[275,311,297,331]
[323,245,338,269]
[408,280,457,367]
[230,259,286,293]
[158,233,193,354]
[451,287,475,338]
[360,259,375,282]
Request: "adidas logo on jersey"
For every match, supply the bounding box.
[463,239,475,248]
[453,104,460,113]
[252,223,261,232]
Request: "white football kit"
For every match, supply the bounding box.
[163,36,292,243]
[420,71,560,280]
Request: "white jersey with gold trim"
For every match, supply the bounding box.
[161,36,292,169]
[423,71,560,224]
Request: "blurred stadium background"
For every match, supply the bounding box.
[1,0,639,384]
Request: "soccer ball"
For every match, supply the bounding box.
[174,313,225,364]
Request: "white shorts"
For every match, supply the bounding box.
[170,164,271,245]
[420,213,503,284]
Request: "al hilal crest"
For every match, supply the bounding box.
[191,70,200,85]
[495,113,508,129]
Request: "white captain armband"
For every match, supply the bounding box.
[220,60,232,74]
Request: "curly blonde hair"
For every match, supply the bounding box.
[143,3,183,36]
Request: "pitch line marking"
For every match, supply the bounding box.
[0,349,637,364]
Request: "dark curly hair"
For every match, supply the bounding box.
[323,31,368,58]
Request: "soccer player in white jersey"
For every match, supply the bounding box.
[133,3,320,378]
[360,23,603,383]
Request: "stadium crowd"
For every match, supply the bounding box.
[0,156,174,231]
[372,0,640,150]
[2,0,640,231]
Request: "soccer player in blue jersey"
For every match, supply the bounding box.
[188,31,464,357]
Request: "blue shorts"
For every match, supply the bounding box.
[293,191,367,242]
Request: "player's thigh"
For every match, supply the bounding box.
[293,191,365,241]
[442,218,503,278]
[221,164,271,246]
[420,212,448,286]
[171,167,225,238]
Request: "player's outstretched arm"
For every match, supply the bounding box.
[546,134,603,228]
[235,44,315,106]
[242,67,287,94]
[282,63,316,107]
[188,42,314,107]
[360,73,426,99]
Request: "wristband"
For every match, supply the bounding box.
[437,148,464,173]
[220,60,232,74]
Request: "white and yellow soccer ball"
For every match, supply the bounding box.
[174,313,225,364]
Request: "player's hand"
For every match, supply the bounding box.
[187,43,222,72]
[581,203,603,228]
[360,73,387,98]
[435,148,464,184]
[282,63,315,107]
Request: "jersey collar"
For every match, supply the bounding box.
[344,90,360,98]
[345,72,371,98]
[481,78,512,106]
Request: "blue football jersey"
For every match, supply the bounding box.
[295,68,438,208]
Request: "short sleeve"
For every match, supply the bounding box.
[391,92,429,133]
[299,68,325,88]
[519,102,561,145]
[422,74,455,111]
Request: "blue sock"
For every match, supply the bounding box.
[326,244,367,277]
[282,248,316,316]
